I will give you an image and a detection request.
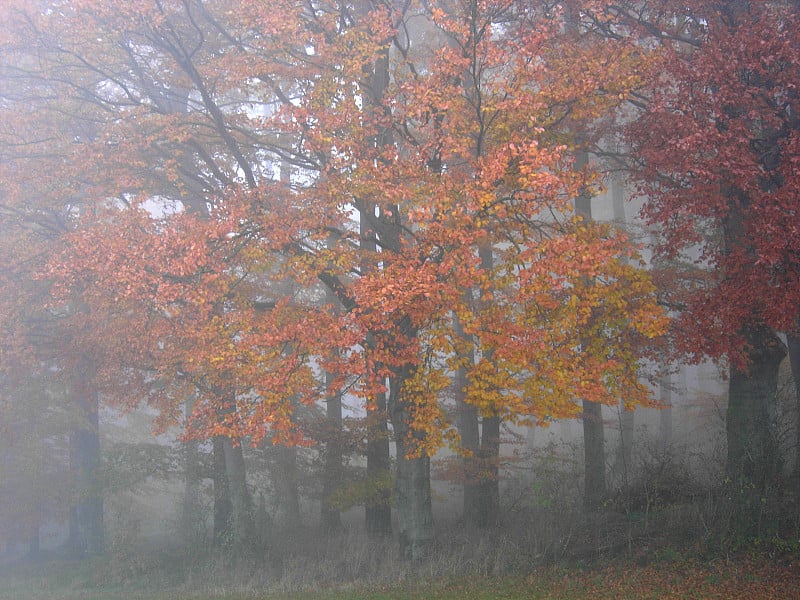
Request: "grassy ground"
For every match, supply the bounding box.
[1,554,797,600]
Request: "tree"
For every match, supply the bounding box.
[0,44,108,554]
[589,1,800,493]
[0,0,667,560]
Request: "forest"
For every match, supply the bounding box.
[0,1,799,598]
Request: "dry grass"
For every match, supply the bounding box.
[1,552,798,599]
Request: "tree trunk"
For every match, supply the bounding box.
[222,437,254,553]
[365,388,392,536]
[395,444,432,561]
[476,416,501,526]
[611,173,635,486]
[455,361,481,522]
[272,444,300,531]
[359,9,394,537]
[575,155,606,511]
[321,371,343,533]
[788,334,800,485]
[68,358,103,558]
[617,402,635,487]
[389,375,433,560]
[658,372,673,455]
[582,399,606,510]
[212,436,232,546]
[474,245,501,526]
[726,327,786,493]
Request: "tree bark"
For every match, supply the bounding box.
[788,334,800,486]
[611,174,635,483]
[395,443,432,561]
[272,444,300,531]
[68,358,103,558]
[658,372,673,455]
[475,245,501,526]
[212,435,232,546]
[455,360,481,522]
[222,437,254,553]
[582,399,607,510]
[575,155,606,511]
[359,1,394,538]
[726,327,786,492]
[389,375,433,560]
[476,416,501,525]
[365,389,392,536]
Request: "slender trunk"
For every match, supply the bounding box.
[365,388,392,536]
[389,374,433,560]
[68,358,103,557]
[321,371,343,533]
[617,402,635,487]
[610,173,636,485]
[582,400,606,510]
[726,327,786,493]
[272,444,300,531]
[575,155,606,511]
[475,244,501,525]
[658,372,673,455]
[455,360,481,522]
[477,416,500,526]
[788,334,800,485]
[212,436,232,546]
[222,437,254,553]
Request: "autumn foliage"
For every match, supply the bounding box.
[607,0,800,367]
[0,0,665,445]
[0,0,674,556]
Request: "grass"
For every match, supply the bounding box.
[1,553,798,599]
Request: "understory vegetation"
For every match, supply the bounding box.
[3,439,799,599]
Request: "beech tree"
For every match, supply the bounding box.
[0,0,666,559]
[582,1,800,493]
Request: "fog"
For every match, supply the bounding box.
[1,1,799,597]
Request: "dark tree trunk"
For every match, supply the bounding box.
[618,403,635,487]
[212,435,232,546]
[272,444,300,531]
[582,399,606,510]
[658,372,673,454]
[359,24,394,537]
[726,327,786,492]
[474,245,501,526]
[788,334,800,485]
[389,374,433,560]
[476,416,501,526]
[362,382,394,536]
[365,389,392,536]
[68,359,103,558]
